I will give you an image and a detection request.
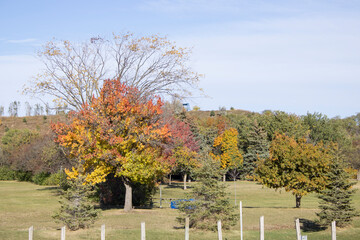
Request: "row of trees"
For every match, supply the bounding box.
[0,101,68,117]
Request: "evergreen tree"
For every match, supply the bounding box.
[177,155,238,231]
[242,120,269,178]
[317,154,358,227]
[53,176,100,230]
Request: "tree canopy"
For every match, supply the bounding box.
[256,133,335,208]
[52,79,171,211]
[211,128,243,180]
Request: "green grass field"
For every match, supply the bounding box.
[0,180,359,240]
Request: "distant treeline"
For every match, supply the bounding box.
[0,107,359,186]
[0,101,68,117]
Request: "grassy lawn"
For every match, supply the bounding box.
[0,180,359,239]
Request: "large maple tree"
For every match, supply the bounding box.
[256,133,335,208]
[52,79,171,211]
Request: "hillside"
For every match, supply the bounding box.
[0,109,252,138]
[0,115,67,138]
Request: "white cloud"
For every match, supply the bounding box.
[7,38,37,44]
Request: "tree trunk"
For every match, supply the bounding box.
[169,174,172,185]
[223,173,226,182]
[123,178,133,212]
[234,178,237,205]
[295,195,301,208]
[183,173,187,190]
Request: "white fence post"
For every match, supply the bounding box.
[141,222,146,240]
[160,187,162,209]
[331,221,336,240]
[240,201,243,240]
[185,217,189,240]
[28,226,33,240]
[101,224,105,240]
[217,220,222,240]
[260,216,264,240]
[61,226,66,240]
[295,218,301,240]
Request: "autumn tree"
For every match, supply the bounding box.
[1,129,70,174]
[24,33,201,110]
[164,116,199,189]
[52,79,171,211]
[256,133,334,208]
[193,115,229,151]
[212,128,243,181]
[1,129,39,168]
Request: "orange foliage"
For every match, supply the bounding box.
[52,79,171,185]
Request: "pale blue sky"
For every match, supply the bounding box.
[1,0,360,117]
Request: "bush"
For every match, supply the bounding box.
[43,171,70,189]
[0,166,16,180]
[14,170,33,181]
[32,172,51,185]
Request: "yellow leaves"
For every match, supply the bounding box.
[256,133,335,198]
[85,165,113,184]
[129,43,139,52]
[119,149,169,185]
[213,128,243,170]
[65,167,79,179]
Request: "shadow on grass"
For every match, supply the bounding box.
[100,204,158,211]
[163,183,193,190]
[36,186,60,191]
[243,206,295,209]
[299,218,326,232]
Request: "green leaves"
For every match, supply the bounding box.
[256,134,335,207]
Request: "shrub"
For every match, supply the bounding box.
[32,172,51,185]
[43,171,70,189]
[192,106,200,111]
[14,170,33,181]
[0,166,16,180]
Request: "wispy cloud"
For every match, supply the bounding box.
[7,38,37,44]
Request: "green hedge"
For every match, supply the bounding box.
[0,166,16,180]
[0,167,68,188]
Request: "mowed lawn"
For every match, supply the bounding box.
[1,180,360,240]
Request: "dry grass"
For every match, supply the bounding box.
[0,115,67,138]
